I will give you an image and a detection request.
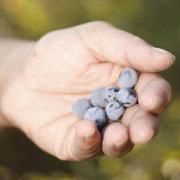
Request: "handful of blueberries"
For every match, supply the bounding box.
[72,68,138,131]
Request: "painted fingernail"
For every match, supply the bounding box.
[152,47,176,60]
[85,129,95,141]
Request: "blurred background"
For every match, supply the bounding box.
[0,0,180,179]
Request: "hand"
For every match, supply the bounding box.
[1,21,175,161]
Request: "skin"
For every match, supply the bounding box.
[0,21,175,161]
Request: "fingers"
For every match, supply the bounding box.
[122,105,161,144]
[135,73,171,114]
[82,21,175,72]
[100,73,167,153]
[62,119,102,161]
[101,122,134,157]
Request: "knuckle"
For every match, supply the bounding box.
[86,21,111,28]
[35,35,50,50]
[153,78,172,103]
[84,21,113,32]
[35,30,61,52]
[133,35,143,42]
[133,35,147,45]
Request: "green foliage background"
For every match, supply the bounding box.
[0,0,180,179]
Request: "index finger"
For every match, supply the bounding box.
[83,21,175,72]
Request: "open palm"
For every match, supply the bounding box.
[1,22,175,161]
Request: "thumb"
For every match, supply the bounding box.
[81,21,175,72]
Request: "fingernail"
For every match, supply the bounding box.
[138,128,155,143]
[150,96,164,110]
[152,47,176,60]
[85,129,95,141]
[115,142,122,149]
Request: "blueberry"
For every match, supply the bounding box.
[119,68,138,88]
[104,85,119,103]
[117,87,137,107]
[85,107,107,130]
[105,101,125,121]
[90,88,107,108]
[72,98,93,119]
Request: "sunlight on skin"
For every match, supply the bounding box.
[0,21,175,161]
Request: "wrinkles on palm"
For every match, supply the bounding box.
[19,59,122,159]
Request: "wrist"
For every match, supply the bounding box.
[0,38,36,127]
